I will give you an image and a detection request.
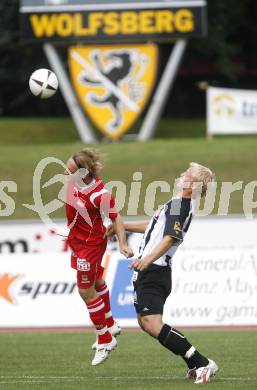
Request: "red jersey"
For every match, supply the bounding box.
[66,177,117,245]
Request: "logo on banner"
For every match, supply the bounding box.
[68,44,158,139]
[0,273,21,304]
[110,259,135,319]
[214,94,235,116]
[0,273,76,305]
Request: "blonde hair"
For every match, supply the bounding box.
[189,162,215,197]
[72,148,103,178]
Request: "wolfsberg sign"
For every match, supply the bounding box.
[20,0,207,42]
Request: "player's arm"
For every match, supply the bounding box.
[130,199,185,271]
[124,221,149,233]
[97,192,134,257]
[112,213,134,258]
[105,220,148,239]
[129,235,174,271]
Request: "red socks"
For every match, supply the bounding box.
[87,296,112,344]
[86,282,115,344]
[96,282,115,328]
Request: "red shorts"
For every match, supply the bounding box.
[68,237,107,289]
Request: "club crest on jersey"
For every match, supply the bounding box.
[77,258,90,271]
[174,221,182,235]
[68,44,158,140]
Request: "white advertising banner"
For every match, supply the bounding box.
[105,247,257,327]
[207,86,257,135]
[1,217,257,254]
[0,221,68,254]
[0,246,257,328]
[0,220,141,255]
[0,218,257,327]
[0,253,89,327]
[164,247,257,326]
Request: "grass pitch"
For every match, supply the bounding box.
[1,118,257,219]
[0,330,257,390]
[0,117,205,144]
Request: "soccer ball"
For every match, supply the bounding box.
[29,68,58,99]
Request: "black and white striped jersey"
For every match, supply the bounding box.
[137,197,194,267]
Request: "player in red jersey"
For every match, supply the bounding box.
[64,148,133,366]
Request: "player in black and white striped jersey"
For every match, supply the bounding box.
[136,195,193,268]
[107,162,218,384]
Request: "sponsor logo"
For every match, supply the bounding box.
[81,275,90,284]
[174,221,182,235]
[0,273,21,304]
[68,44,158,139]
[77,258,90,271]
[0,273,76,305]
[0,240,28,254]
[214,94,235,116]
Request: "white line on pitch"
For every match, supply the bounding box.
[0,376,257,382]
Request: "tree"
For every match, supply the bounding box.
[0,0,46,115]
[188,0,257,83]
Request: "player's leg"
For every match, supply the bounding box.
[78,284,112,344]
[73,242,118,362]
[90,276,121,350]
[89,243,117,331]
[69,241,116,364]
[77,276,117,365]
[134,266,218,383]
[137,315,144,331]
[157,322,209,372]
[157,321,218,383]
[139,312,217,384]
[139,313,163,337]
[95,274,118,330]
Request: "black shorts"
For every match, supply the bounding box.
[133,264,172,316]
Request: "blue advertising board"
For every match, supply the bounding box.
[110,259,136,319]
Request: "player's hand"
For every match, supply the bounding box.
[129,256,152,271]
[104,224,115,240]
[120,245,134,258]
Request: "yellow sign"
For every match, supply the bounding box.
[68,44,158,139]
[29,10,194,39]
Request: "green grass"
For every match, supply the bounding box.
[0,117,205,144]
[0,330,256,389]
[1,137,257,219]
[0,118,79,144]
[0,117,257,219]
